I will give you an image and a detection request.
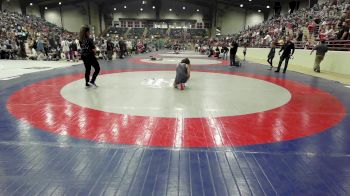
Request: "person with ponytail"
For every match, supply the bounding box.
[79,25,100,87]
[174,58,191,90]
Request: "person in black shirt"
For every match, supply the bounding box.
[275,38,295,73]
[106,39,114,61]
[79,25,100,87]
[223,46,229,60]
[297,30,303,42]
[337,20,350,40]
[208,46,214,57]
[230,41,239,66]
[69,39,78,62]
[215,46,220,58]
[118,38,126,59]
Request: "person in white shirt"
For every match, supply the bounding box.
[61,38,70,61]
[195,43,199,52]
[264,34,272,45]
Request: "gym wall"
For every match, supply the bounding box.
[26,5,40,17]
[112,0,208,23]
[217,6,264,34]
[44,2,101,33]
[2,0,21,13]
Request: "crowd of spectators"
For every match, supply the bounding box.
[128,28,145,39]
[0,10,75,60]
[187,29,208,38]
[147,28,168,38]
[107,27,208,39]
[237,0,350,49]
[169,29,184,39]
[2,0,350,61]
[107,27,128,37]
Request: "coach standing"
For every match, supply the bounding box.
[275,37,295,73]
[230,41,239,66]
[310,40,328,73]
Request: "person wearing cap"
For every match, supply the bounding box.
[310,40,328,73]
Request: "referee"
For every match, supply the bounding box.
[275,37,295,73]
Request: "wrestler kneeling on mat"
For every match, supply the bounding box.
[150,56,163,61]
[174,58,191,90]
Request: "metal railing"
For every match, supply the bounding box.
[247,40,350,51]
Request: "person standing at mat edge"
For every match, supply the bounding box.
[267,42,276,70]
[310,40,328,73]
[275,37,295,73]
[230,41,239,66]
[242,45,247,61]
[79,25,100,88]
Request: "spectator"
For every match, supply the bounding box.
[61,38,71,61]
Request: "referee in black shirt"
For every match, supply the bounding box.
[275,37,295,73]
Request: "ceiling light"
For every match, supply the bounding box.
[169,8,172,11]
[152,6,155,9]
[182,6,186,10]
[142,1,146,4]
[29,2,33,6]
[258,9,261,12]
[45,6,48,10]
[124,5,127,8]
[197,9,199,12]
[240,4,243,7]
[58,2,61,5]
[267,5,270,8]
[140,8,143,11]
[249,0,252,1]
[114,8,116,11]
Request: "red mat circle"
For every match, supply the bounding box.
[6,69,346,147]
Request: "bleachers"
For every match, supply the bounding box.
[124,27,208,39]
[0,10,73,60]
[128,28,145,38]
[187,29,208,37]
[236,1,350,50]
[147,28,168,38]
[239,39,350,51]
[169,29,184,38]
[108,27,128,36]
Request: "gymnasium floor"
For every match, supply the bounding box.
[0,51,349,195]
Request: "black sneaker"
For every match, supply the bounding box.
[85,83,91,88]
[275,70,280,73]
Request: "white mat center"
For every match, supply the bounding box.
[140,58,222,65]
[61,71,291,118]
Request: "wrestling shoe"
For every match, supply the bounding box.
[90,82,98,88]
